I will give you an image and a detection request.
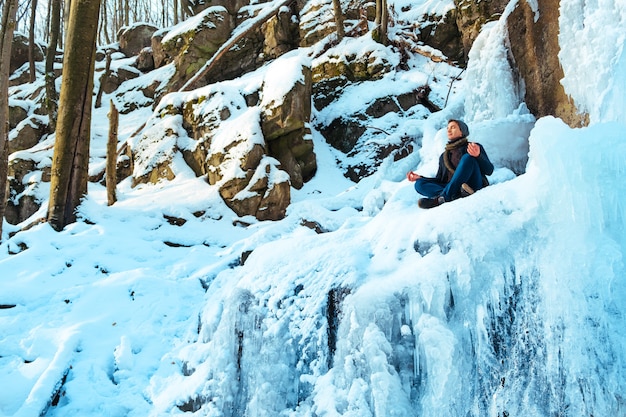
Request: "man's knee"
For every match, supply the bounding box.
[414,178,427,194]
[458,153,479,169]
[415,178,443,197]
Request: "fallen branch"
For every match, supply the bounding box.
[444,68,465,108]
[364,125,391,135]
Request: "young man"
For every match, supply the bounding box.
[406,119,494,209]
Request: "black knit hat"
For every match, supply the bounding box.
[449,119,469,138]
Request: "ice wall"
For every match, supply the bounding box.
[526,117,626,416]
[558,0,626,123]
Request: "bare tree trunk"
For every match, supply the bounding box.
[64,0,72,35]
[45,0,51,43]
[99,0,110,45]
[331,0,344,41]
[45,0,61,130]
[95,50,111,108]
[124,0,129,27]
[373,0,388,45]
[162,0,166,27]
[0,0,18,241]
[381,0,388,44]
[28,0,38,82]
[47,0,101,231]
[106,100,118,206]
[180,0,192,17]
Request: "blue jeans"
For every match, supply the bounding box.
[414,154,484,201]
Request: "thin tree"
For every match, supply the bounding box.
[95,49,112,108]
[44,0,60,129]
[373,0,388,45]
[44,0,51,43]
[63,0,71,33]
[28,0,38,82]
[332,0,344,41]
[99,0,111,45]
[0,0,18,241]
[180,0,192,18]
[47,0,101,231]
[106,100,118,206]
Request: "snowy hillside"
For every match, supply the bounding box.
[1,0,625,416]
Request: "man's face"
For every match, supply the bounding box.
[447,121,463,141]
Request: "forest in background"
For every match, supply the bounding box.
[0,0,387,238]
[2,0,193,47]
[0,0,215,239]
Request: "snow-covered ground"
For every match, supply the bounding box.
[1,0,625,415]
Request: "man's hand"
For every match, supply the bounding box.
[406,171,420,182]
[468,142,481,157]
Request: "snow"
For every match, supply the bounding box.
[161,6,229,45]
[261,52,311,108]
[1,0,626,416]
[389,0,456,24]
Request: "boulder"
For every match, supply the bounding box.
[312,48,393,84]
[116,147,134,184]
[158,7,234,90]
[9,67,32,87]
[256,174,290,221]
[220,158,291,221]
[194,26,264,87]
[260,60,316,189]
[262,6,300,59]
[136,47,155,72]
[266,128,316,189]
[161,3,301,91]
[9,102,28,130]
[130,125,178,187]
[453,0,508,59]
[318,89,434,181]
[5,195,40,225]
[208,141,291,221]
[418,9,464,64]
[261,65,312,140]
[9,116,49,153]
[151,30,170,69]
[6,155,48,225]
[312,76,349,110]
[207,142,266,186]
[8,157,37,188]
[118,23,158,56]
[99,66,141,94]
[320,116,367,154]
[10,32,44,73]
[129,55,315,221]
[298,1,337,47]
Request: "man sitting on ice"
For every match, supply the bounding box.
[406,119,494,209]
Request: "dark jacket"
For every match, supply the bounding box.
[434,142,494,185]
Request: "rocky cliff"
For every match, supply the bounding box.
[5,0,588,226]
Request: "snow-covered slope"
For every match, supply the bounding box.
[1,0,625,415]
